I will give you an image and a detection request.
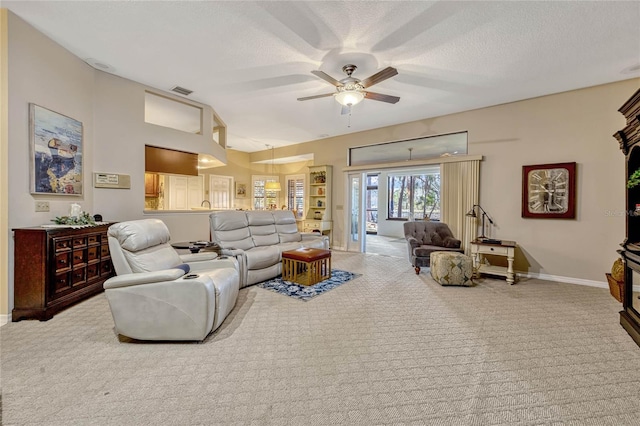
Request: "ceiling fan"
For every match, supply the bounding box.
[297,64,400,112]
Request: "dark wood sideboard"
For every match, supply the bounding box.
[13,223,114,321]
[614,88,640,347]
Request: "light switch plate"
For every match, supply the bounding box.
[35,201,50,212]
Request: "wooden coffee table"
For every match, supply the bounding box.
[282,248,331,286]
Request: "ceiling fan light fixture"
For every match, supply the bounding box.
[335,89,365,106]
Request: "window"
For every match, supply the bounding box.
[209,175,232,209]
[252,175,279,210]
[349,131,467,166]
[286,174,305,218]
[388,168,440,220]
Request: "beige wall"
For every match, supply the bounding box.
[4,12,226,315]
[4,9,639,319]
[275,79,639,282]
[1,9,9,318]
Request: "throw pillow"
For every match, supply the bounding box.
[443,236,461,248]
[430,232,443,246]
[174,263,191,274]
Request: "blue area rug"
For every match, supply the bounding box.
[256,269,361,301]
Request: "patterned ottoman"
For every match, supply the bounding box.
[429,251,474,286]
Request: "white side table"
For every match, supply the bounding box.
[470,239,517,284]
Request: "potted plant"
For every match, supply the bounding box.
[627,168,640,188]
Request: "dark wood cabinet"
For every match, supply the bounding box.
[614,88,640,347]
[145,172,159,197]
[12,224,114,321]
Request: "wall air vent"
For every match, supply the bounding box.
[170,86,193,96]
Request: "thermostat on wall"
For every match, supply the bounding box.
[93,172,131,189]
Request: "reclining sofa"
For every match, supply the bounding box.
[404,221,463,274]
[104,219,239,341]
[210,210,329,288]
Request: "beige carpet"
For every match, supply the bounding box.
[2,251,640,425]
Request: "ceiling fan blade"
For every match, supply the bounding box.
[297,93,334,101]
[311,70,342,87]
[364,91,400,104]
[361,67,398,88]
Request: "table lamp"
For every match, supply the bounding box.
[466,204,494,240]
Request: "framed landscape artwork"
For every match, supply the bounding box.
[30,104,83,195]
[522,162,576,219]
[235,182,247,198]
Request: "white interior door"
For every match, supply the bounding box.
[187,175,204,208]
[209,175,232,209]
[168,176,188,210]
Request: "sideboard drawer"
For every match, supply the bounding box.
[55,252,71,272]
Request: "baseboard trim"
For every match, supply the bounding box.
[517,270,640,292]
[0,313,10,326]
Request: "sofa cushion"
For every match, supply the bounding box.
[253,233,280,247]
[278,241,304,253]
[247,211,276,226]
[210,211,255,250]
[217,228,255,251]
[109,219,170,252]
[430,232,443,246]
[108,220,184,273]
[279,232,302,243]
[247,211,280,246]
[272,211,302,243]
[245,246,280,270]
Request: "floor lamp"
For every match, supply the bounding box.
[465,204,494,240]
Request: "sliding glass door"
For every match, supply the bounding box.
[347,173,365,252]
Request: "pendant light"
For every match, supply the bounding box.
[264,144,281,191]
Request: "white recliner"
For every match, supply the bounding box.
[103,219,239,341]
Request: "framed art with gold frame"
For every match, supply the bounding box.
[522,162,576,219]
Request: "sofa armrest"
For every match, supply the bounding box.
[103,269,185,289]
[300,233,329,249]
[406,236,420,249]
[221,247,244,257]
[179,252,218,263]
[218,248,248,286]
[187,256,239,273]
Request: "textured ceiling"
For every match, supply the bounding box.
[5,1,640,153]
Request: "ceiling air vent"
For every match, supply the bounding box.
[170,86,193,96]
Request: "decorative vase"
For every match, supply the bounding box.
[611,258,625,282]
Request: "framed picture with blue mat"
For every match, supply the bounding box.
[257,269,361,301]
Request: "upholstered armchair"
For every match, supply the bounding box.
[404,221,464,274]
[104,219,239,341]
